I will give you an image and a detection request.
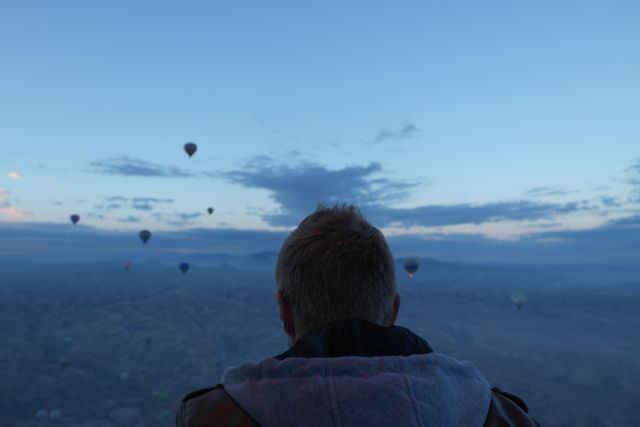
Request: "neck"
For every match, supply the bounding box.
[276,318,433,360]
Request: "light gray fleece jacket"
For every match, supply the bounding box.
[221,352,492,427]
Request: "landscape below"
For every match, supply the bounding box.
[2,258,638,427]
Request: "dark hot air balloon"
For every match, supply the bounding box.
[179,262,190,274]
[123,260,131,272]
[207,207,214,215]
[139,230,152,244]
[404,259,419,278]
[70,214,80,225]
[184,142,197,158]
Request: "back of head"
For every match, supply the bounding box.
[275,204,397,333]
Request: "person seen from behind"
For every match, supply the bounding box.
[177,204,540,426]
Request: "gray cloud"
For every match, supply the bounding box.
[627,158,640,180]
[95,196,174,212]
[226,158,416,226]
[153,211,203,227]
[98,196,128,211]
[225,157,586,227]
[374,123,419,144]
[117,215,141,223]
[176,212,203,222]
[97,197,127,210]
[107,196,129,203]
[84,212,106,220]
[131,197,174,211]
[89,156,193,178]
[526,186,575,197]
[601,196,622,208]
[627,158,640,202]
[605,214,640,228]
[153,212,203,227]
[363,200,584,228]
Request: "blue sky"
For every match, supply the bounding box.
[1,1,638,259]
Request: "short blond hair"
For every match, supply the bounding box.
[275,204,397,333]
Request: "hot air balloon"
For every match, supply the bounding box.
[70,214,80,225]
[123,260,131,272]
[184,142,197,158]
[511,291,527,310]
[139,230,152,244]
[404,259,419,278]
[179,262,190,274]
[207,207,214,215]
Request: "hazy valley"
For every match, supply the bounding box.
[2,258,639,427]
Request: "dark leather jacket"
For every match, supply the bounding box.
[177,319,540,426]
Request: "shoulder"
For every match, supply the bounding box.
[484,387,541,427]
[176,385,260,427]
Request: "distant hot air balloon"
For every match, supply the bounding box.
[511,291,527,310]
[139,230,152,244]
[207,207,214,215]
[144,336,153,348]
[123,260,131,272]
[70,214,80,225]
[184,142,197,158]
[404,259,419,278]
[179,262,190,274]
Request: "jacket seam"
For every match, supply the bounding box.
[325,358,342,427]
[400,357,425,426]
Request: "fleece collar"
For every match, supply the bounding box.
[221,320,491,427]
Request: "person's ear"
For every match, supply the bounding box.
[387,292,400,326]
[277,290,296,339]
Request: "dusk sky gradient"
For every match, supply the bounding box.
[1,1,638,262]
